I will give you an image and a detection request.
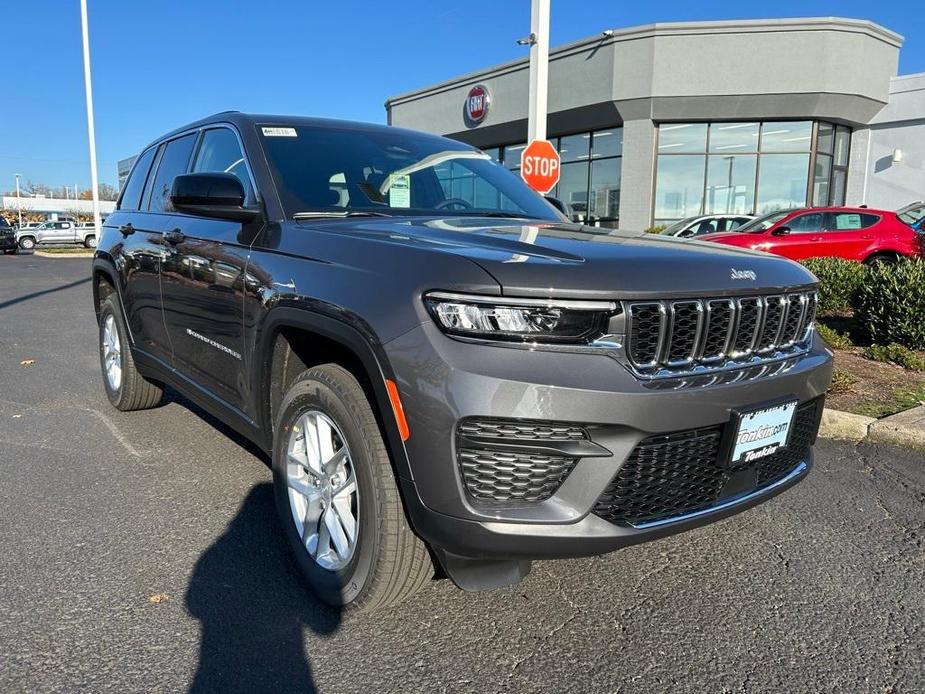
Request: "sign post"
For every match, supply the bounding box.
[526,0,550,143]
[520,139,560,194]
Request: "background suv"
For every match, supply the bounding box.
[92,112,832,611]
[700,206,924,264]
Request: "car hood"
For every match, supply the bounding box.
[312,217,815,299]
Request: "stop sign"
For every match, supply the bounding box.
[520,139,561,194]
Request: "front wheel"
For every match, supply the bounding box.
[18,237,35,251]
[272,365,433,612]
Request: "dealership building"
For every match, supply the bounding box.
[386,17,923,230]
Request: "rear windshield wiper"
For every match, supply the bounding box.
[293,210,392,220]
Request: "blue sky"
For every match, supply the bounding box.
[1,0,922,190]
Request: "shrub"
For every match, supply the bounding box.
[816,323,852,350]
[801,257,867,314]
[863,343,925,371]
[853,258,925,350]
[645,225,667,234]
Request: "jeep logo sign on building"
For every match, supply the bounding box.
[464,85,490,126]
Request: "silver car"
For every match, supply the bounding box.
[664,214,754,238]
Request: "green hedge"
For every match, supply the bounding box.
[800,257,867,314]
[854,258,925,350]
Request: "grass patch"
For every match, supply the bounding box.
[35,248,93,256]
[853,385,925,419]
[829,367,858,394]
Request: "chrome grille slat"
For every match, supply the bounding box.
[622,291,817,379]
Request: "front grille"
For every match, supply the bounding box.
[624,290,817,378]
[456,417,586,502]
[593,398,821,526]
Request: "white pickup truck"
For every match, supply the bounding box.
[15,221,97,250]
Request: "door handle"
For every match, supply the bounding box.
[164,228,185,245]
[119,223,134,236]
[810,235,822,242]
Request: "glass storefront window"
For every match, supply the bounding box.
[813,153,833,207]
[658,123,707,153]
[816,122,834,155]
[558,134,590,163]
[755,154,810,214]
[589,158,620,223]
[704,154,757,215]
[503,143,526,170]
[654,155,706,220]
[759,121,813,152]
[556,161,590,216]
[482,147,500,163]
[591,129,622,158]
[708,122,759,153]
[834,126,850,167]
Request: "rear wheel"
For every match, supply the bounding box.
[272,365,432,612]
[864,252,898,267]
[84,235,97,249]
[98,295,163,411]
[18,237,35,251]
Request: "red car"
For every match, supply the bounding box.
[698,205,925,264]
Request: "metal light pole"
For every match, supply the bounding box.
[14,174,22,227]
[79,0,102,232]
[526,0,550,143]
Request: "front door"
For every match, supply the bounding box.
[159,126,259,413]
[767,211,826,260]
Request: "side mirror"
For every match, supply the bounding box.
[544,195,571,218]
[771,225,791,236]
[170,173,260,223]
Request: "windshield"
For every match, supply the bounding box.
[663,217,700,235]
[259,124,560,221]
[736,209,795,233]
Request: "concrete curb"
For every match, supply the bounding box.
[33,251,94,259]
[819,405,925,451]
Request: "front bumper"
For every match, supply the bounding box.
[385,322,832,559]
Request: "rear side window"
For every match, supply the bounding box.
[147,133,197,213]
[830,212,879,230]
[117,148,156,211]
[192,128,255,203]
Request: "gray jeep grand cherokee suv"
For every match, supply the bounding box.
[93,113,832,610]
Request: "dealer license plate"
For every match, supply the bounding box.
[729,401,797,466]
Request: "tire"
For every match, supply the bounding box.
[18,236,35,251]
[84,235,97,249]
[272,364,432,612]
[864,252,898,267]
[98,295,163,411]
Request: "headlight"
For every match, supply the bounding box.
[423,291,617,344]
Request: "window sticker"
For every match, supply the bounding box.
[836,214,861,230]
[389,174,411,208]
[261,127,297,137]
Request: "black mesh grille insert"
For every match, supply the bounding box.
[593,398,821,525]
[757,296,785,352]
[782,294,805,344]
[702,300,734,360]
[628,304,663,365]
[733,298,761,353]
[458,449,578,502]
[667,302,701,363]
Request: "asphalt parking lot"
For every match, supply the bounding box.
[1,255,923,693]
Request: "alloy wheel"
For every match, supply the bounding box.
[102,314,122,391]
[286,410,359,571]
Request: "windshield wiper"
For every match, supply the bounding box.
[293,210,392,220]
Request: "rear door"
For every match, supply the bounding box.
[159,126,259,412]
[821,211,881,261]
